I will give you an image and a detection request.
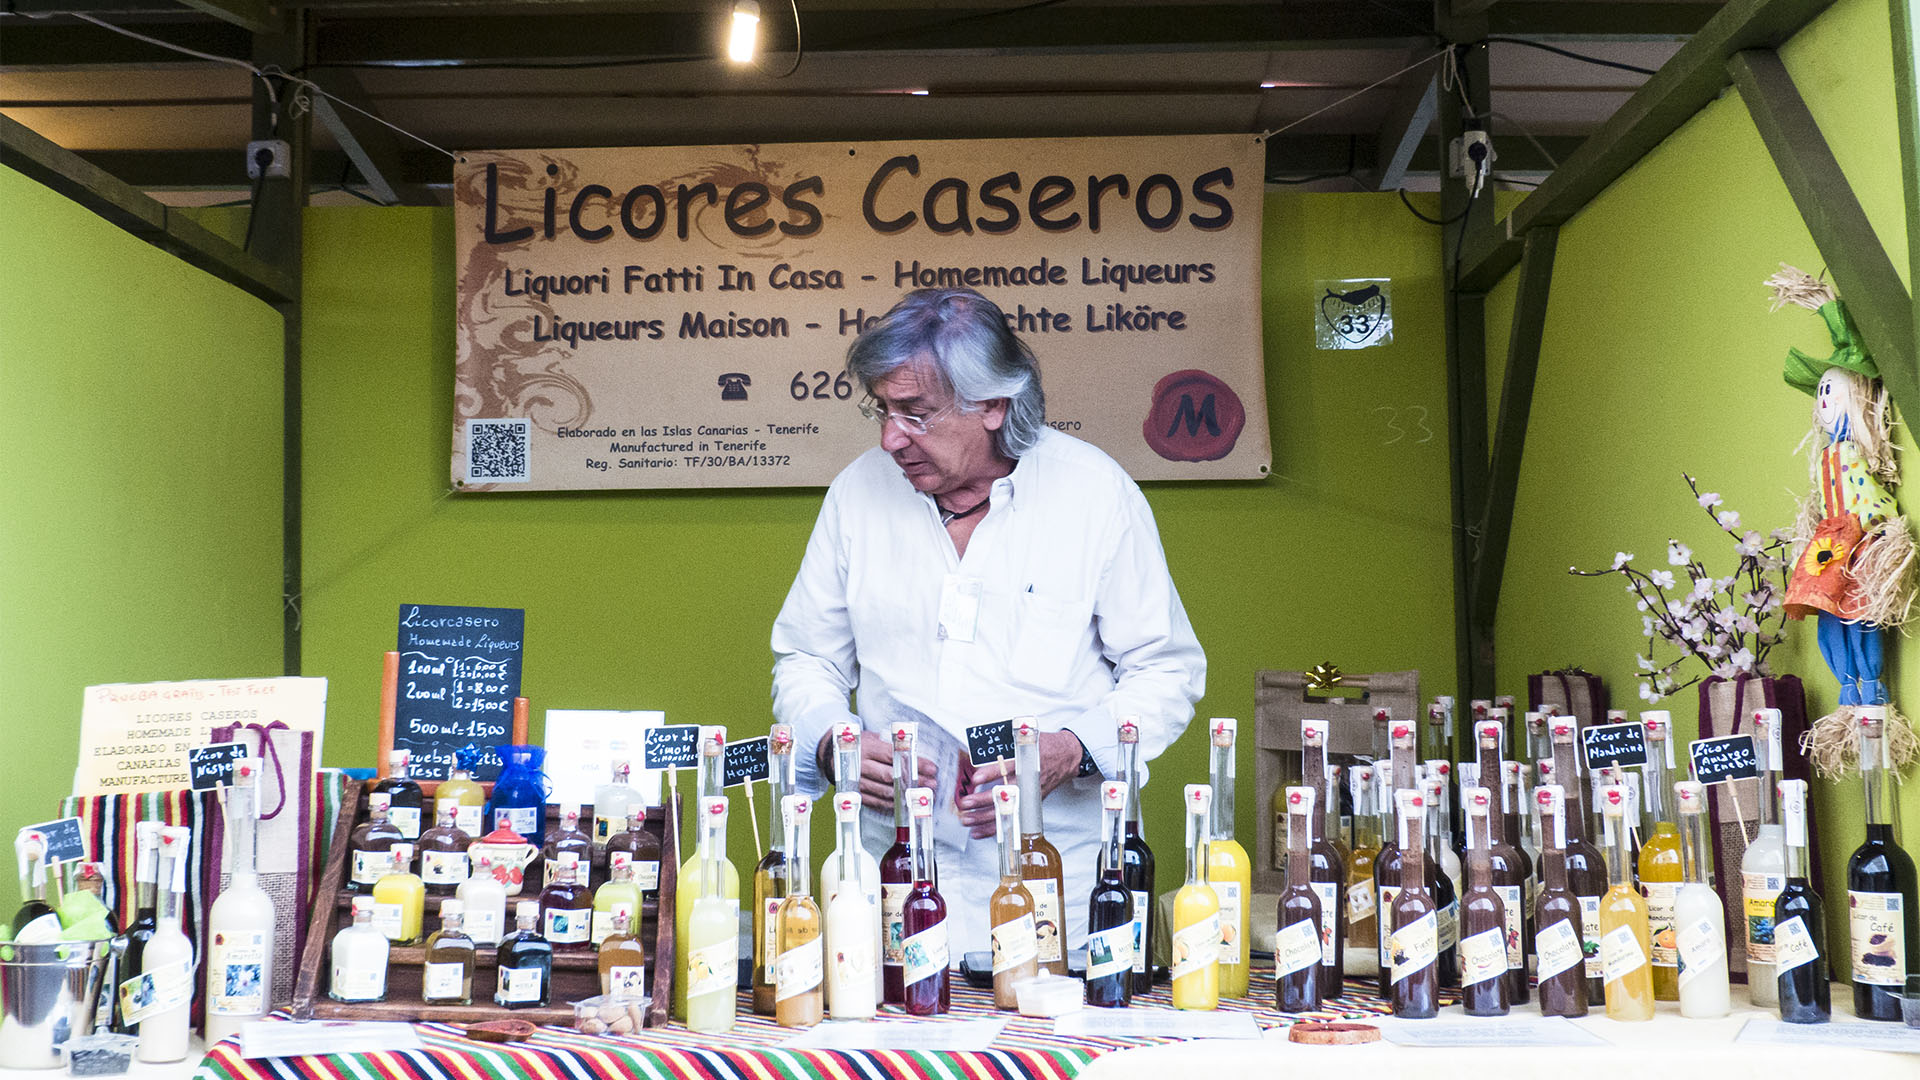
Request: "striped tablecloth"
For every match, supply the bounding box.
[194,966,1410,1080]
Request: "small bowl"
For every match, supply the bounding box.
[572,994,652,1036]
[1013,973,1084,1017]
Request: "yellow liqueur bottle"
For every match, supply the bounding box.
[1598,784,1655,1021]
[674,726,741,1021]
[1638,712,1683,1001]
[774,794,825,1028]
[1343,765,1380,977]
[1171,784,1221,1010]
[753,724,796,1016]
[1205,717,1252,998]
[1013,718,1068,976]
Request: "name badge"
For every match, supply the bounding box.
[939,574,983,643]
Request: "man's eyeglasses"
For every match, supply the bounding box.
[858,396,957,436]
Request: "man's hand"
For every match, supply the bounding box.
[953,730,1084,839]
[815,729,937,812]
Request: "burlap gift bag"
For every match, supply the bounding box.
[204,720,318,1010]
[1527,668,1609,727]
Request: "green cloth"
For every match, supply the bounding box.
[1784,299,1879,393]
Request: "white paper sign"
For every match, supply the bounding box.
[782,1018,1009,1050]
[75,677,327,795]
[1377,1017,1608,1047]
[241,1021,422,1058]
[1735,1018,1920,1054]
[543,709,665,807]
[1053,1010,1262,1040]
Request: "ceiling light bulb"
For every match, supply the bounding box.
[728,0,761,64]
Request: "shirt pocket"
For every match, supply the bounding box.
[1006,590,1092,693]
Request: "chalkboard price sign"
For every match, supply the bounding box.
[25,817,87,866]
[724,737,771,788]
[1689,735,1761,786]
[1581,721,1650,772]
[966,719,1016,767]
[186,742,249,791]
[395,603,525,782]
[644,725,702,771]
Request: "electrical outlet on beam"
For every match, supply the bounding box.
[245,140,291,180]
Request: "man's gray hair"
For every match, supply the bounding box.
[845,288,1047,458]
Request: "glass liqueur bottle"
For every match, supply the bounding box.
[1118,716,1159,994]
[1206,717,1252,997]
[1423,764,1461,897]
[1744,707,1787,1008]
[1458,786,1510,1016]
[419,802,473,896]
[593,852,643,946]
[1422,774,1459,989]
[435,748,487,837]
[1275,785,1324,1012]
[1171,784,1220,1010]
[545,805,593,891]
[349,792,404,894]
[600,908,648,999]
[540,852,592,952]
[687,795,738,1034]
[753,724,796,1016]
[372,844,425,945]
[1087,780,1136,1008]
[457,849,507,947]
[607,806,663,906]
[1549,716,1608,1003]
[134,827,193,1064]
[374,749,425,841]
[1371,713,1412,997]
[990,785,1040,1009]
[1847,709,1919,1020]
[1344,765,1380,978]
[1015,718,1069,977]
[1673,780,1730,1018]
[1533,784,1587,1017]
[1638,712,1683,1001]
[1598,784,1655,1021]
[775,794,825,1028]
[330,896,390,1003]
[593,744,641,862]
[1300,719,1345,986]
[674,726,740,1020]
[422,898,475,1006]
[901,786,950,1016]
[111,821,163,1034]
[1774,778,1829,1023]
[880,721,918,1004]
[497,900,553,1008]
[825,791,880,1019]
[206,757,275,1044]
[1473,715,1529,1004]
[1388,790,1439,1018]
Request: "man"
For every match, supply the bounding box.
[770,287,1205,958]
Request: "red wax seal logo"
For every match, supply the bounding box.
[1142,369,1245,462]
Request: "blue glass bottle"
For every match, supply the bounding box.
[489,745,549,848]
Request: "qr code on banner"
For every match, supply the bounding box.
[466,418,531,482]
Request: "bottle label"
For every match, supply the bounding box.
[501,806,539,837]
[594,814,622,844]
[1743,871,1786,964]
[119,958,193,1025]
[371,903,406,940]
[331,953,386,1002]
[688,937,737,998]
[832,914,875,986]
[1676,915,1724,990]
[992,913,1039,974]
[467,908,501,947]
[634,861,662,892]
[1086,923,1135,981]
[607,964,648,997]
[760,898,784,983]
[1536,918,1584,981]
[1643,881,1678,968]
[1170,912,1220,978]
[1215,879,1244,966]
[351,849,390,886]
[441,801,483,836]
[1130,889,1152,974]
[882,882,910,966]
[1347,879,1376,925]
[1028,877,1064,964]
[776,937,825,1001]
[1601,923,1647,984]
[422,961,465,1001]
[1438,899,1459,954]
[1376,885,1401,965]
[390,806,422,840]
[592,903,636,947]
[495,965,545,1005]
[544,907,590,944]
[901,920,950,986]
[1275,918,1322,978]
[1388,911,1438,984]
[421,850,469,886]
[207,930,268,1016]
[1848,890,1906,986]
[1773,914,1820,975]
[1459,926,1506,986]
[1494,884,1524,970]
[1580,895,1603,979]
[1312,881,1340,967]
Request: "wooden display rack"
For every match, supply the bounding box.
[289,779,681,1028]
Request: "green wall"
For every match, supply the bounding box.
[1489,0,1916,955]
[296,191,1460,884]
[0,165,286,911]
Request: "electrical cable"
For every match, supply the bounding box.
[751,0,805,79]
[1398,187,1471,225]
[240,147,270,251]
[1482,36,1658,77]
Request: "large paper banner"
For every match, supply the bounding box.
[453,133,1271,490]
[73,677,328,795]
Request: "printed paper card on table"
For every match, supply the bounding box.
[73,676,328,796]
[544,709,665,807]
[395,603,525,782]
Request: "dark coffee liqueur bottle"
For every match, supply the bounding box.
[1774,780,1829,1024]
[1457,785,1509,1016]
[1117,717,1158,995]
[1534,784,1589,1017]
[1086,781,1135,1008]
[1549,717,1608,1003]
[1388,790,1438,1018]
[1847,711,1919,1020]
[1473,716,1530,1004]
[1372,713,1415,998]
[1300,720,1345,989]
[1275,786,1323,1012]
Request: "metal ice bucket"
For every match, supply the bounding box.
[0,940,110,1070]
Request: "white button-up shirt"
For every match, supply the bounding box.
[770,427,1206,957]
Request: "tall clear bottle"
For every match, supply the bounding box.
[1423,774,1459,989]
[1548,717,1608,1004]
[1638,712,1683,1001]
[1388,790,1438,1018]
[206,757,275,1043]
[775,794,824,1028]
[1473,717,1529,1004]
[673,726,741,1020]
[818,719,882,1010]
[1598,784,1655,1021]
[1533,785,1587,1017]
[593,744,641,863]
[989,786,1039,1009]
[1087,780,1135,1008]
[1013,718,1068,976]
[1300,720,1345,987]
[1117,717,1159,994]
[1343,766,1380,977]
[753,724,796,1015]
[1422,762,1461,897]
[1774,779,1829,1023]
[132,826,193,1064]
[1171,784,1220,1010]
[1275,786,1323,1012]
[110,821,163,1034]
[901,787,950,1016]
[1206,718,1251,997]
[1673,780,1730,1017]
[1743,707,1787,1007]
[1847,709,1920,1020]
[1458,786,1510,1016]
[880,722,918,1003]
[686,796,738,1034]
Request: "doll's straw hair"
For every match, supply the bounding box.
[1766,264,1836,311]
